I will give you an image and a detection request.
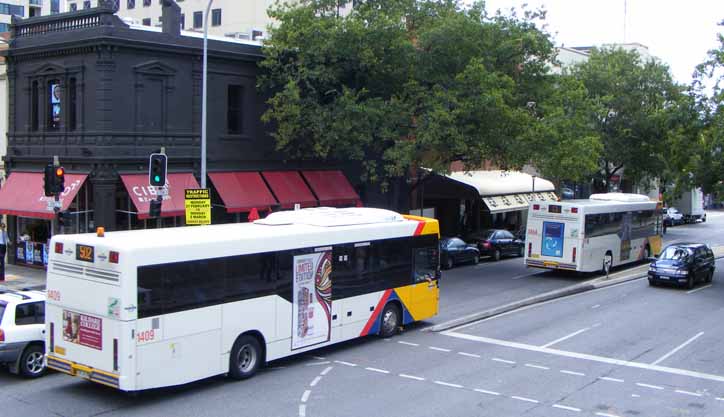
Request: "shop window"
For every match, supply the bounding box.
[47,80,61,131]
[30,81,39,131]
[227,85,243,135]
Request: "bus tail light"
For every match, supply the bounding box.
[109,251,119,264]
[0,329,4,342]
[50,323,55,352]
[54,242,63,254]
[533,204,540,210]
[572,247,577,263]
[571,207,578,214]
[113,339,119,371]
[527,243,532,257]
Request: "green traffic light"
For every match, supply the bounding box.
[154,175,161,182]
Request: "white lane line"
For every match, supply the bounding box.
[716,397,724,401]
[591,304,601,309]
[511,396,539,404]
[299,404,306,417]
[398,341,419,346]
[434,380,464,389]
[399,373,425,381]
[492,357,516,365]
[651,332,705,365]
[631,394,640,398]
[552,404,581,412]
[525,363,550,370]
[596,413,621,417]
[442,331,724,383]
[560,370,585,376]
[429,346,452,352]
[306,361,331,366]
[365,367,390,374]
[675,389,702,397]
[542,327,592,348]
[458,352,481,358]
[334,360,357,367]
[311,356,326,360]
[320,366,333,376]
[300,390,311,403]
[687,284,712,294]
[474,388,500,396]
[598,377,624,383]
[636,382,664,390]
[309,376,322,387]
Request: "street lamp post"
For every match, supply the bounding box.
[201,0,214,189]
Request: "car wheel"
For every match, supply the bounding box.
[703,215,707,223]
[19,344,46,378]
[686,275,695,290]
[648,279,657,287]
[445,257,454,270]
[228,335,262,380]
[493,249,501,262]
[378,303,401,338]
[707,270,714,283]
[519,245,525,257]
[472,254,480,265]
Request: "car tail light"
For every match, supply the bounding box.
[50,323,55,352]
[483,241,492,249]
[533,204,540,210]
[571,207,578,214]
[54,242,63,254]
[572,247,577,263]
[0,329,4,342]
[527,243,532,257]
[109,251,119,264]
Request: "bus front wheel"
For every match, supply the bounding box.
[229,335,262,380]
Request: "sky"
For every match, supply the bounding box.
[483,0,724,85]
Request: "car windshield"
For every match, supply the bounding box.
[659,246,692,261]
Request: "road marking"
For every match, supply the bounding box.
[474,388,500,396]
[429,346,451,352]
[596,413,621,417]
[320,366,333,376]
[300,390,311,403]
[398,341,419,346]
[311,356,326,360]
[365,367,390,374]
[399,373,425,381]
[434,380,463,388]
[651,332,705,365]
[511,396,539,404]
[492,357,516,365]
[636,382,664,390]
[442,331,724,383]
[598,377,624,383]
[631,394,640,398]
[458,352,481,358]
[716,397,724,401]
[299,404,306,417]
[687,284,712,294]
[675,389,702,397]
[591,304,601,309]
[553,404,581,412]
[306,361,331,366]
[542,327,592,348]
[334,360,357,367]
[309,376,322,387]
[525,363,550,370]
[560,370,585,376]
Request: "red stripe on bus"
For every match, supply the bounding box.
[360,289,393,337]
[413,221,425,236]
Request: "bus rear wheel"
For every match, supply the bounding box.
[379,303,401,338]
[229,335,262,380]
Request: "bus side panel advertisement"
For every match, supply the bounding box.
[542,222,565,258]
[62,310,103,350]
[292,251,333,350]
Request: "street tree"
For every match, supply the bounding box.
[258,0,557,188]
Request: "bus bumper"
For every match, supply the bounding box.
[526,259,577,271]
[47,355,120,389]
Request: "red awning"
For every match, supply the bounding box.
[121,173,200,220]
[261,171,317,209]
[208,172,277,213]
[0,172,88,219]
[302,170,361,207]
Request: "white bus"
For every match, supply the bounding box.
[44,208,440,391]
[525,193,663,273]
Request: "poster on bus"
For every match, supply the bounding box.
[291,251,332,350]
[63,310,103,350]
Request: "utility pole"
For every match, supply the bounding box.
[201,0,214,189]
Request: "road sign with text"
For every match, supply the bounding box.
[185,188,211,225]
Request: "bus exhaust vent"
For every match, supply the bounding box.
[84,267,120,282]
[52,261,84,275]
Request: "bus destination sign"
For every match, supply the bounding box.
[76,244,94,263]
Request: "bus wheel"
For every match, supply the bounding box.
[19,344,46,378]
[229,335,262,380]
[644,245,651,260]
[602,252,613,275]
[379,303,401,338]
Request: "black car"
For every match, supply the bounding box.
[648,243,715,289]
[440,237,480,269]
[468,229,525,261]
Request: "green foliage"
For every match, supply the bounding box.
[259,0,556,186]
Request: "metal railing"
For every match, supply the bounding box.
[12,6,119,38]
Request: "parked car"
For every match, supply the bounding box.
[648,243,715,289]
[663,207,684,226]
[467,229,525,261]
[561,187,575,200]
[440,237,480,269]
[0,289,47,377]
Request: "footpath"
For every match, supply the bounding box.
[1,263,47,291]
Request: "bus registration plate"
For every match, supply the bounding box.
[544,261,559,267]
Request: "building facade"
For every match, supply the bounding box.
[0,1,361,268]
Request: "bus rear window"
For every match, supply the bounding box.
[548,205,562,214]
[414,247,439,282]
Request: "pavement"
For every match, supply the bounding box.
[1,262,47,290]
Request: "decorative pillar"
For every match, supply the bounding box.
[91,165,117,231]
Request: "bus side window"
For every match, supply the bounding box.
[226,253,276,302]
[414,247,438,283]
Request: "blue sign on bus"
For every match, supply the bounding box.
[542,221,565,258]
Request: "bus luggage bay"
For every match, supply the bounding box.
[525,193,663,273]
[45,208,440,391]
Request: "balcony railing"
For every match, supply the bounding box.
[12,5,121,38]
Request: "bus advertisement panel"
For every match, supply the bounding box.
[292,251,333,350]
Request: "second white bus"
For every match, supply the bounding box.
[525,193,663,273]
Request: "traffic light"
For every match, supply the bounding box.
[43,164,55,196]
[149,153,167,187]
[149,198,162,218]
[54,166,65,194]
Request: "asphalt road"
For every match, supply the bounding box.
[1,211,723,417]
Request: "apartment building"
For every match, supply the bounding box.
[0,0,63,31]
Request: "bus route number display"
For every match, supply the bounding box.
[76,244,94,263]
[185,188,211,225]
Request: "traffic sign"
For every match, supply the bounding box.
[185,188,211,225]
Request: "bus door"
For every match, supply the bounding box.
[409,245,439,320]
